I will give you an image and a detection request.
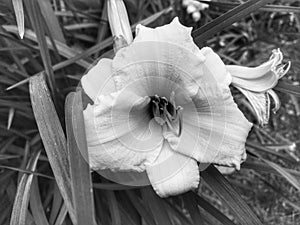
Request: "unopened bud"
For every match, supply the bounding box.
[107,0,133,52]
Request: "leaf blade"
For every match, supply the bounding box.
[192,0,275,46]
[29,74,75,223]
[201,165,263,225]
[12,0,24,39]
[65,90,96,225]
[10,150,40,225]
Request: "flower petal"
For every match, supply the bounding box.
[146,141,200,197]
[81,58,115,101]
[111,18,208,95]
[239,87,270,125]
[134,17,201,56]
[111,44,208,107]
[268,89,281,113]
[164,84,252,169]
[200,47,232,86]
[84,89,163,171]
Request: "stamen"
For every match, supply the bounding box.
[149,93,183,137]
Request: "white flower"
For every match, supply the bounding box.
[227,49,291,126]
[81,18,252,197]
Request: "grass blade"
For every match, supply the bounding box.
[29,74,75,223]
[65,90,96,225]
[10,150,40,225]
[12,0,24,39]
[201,165,263,225]
[192,0,275,46]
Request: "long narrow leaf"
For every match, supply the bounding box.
[25,0,56,96]
[106,191,121,225]
[192,192,236,225]
[182,192,204,225]
[12,0,24,39]
[201,165,263,225]
[29,74,75,222]
[65,90,96,225]
[141,187,173,225]
[29,177,50,225]
[192,0,275,46]
[38,0,66,43]
[10,150,40,225]
[275,80,300,97]
[126,190,157,225]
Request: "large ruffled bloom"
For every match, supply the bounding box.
[81,18,252,197]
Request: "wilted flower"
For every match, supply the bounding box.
[227,49,291,126]
[81,17,252,197]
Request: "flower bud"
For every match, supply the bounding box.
[107,0,133,52]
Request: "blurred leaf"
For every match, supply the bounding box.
[29,74,75,223]
[93,182,137,190]
[141,187,173,225]
[106,191,121,225]
[247,141,296,162]
[126,190,157,225]
[65,90,96,225]
[25,0,56,96]
[192,0,275,46]
[38,0,66,43]
[49,184,63,225]
[12,0,24,39]
[192,192,236,225]
[3,25,91,68]
[53,204,68,225]
[10,150,40,225]
[30,177,50,225]
[242,161,300,179]
[0,164,53,180]
[182,192,204,225]
[201,165,263,225]
[7,107,15,129]
[262,159,300,192]
[275,80,300,98]
[202,1,300,13]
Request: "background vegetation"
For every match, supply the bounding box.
[0,0,300,224]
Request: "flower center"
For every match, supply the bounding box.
[149,92,183,137]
